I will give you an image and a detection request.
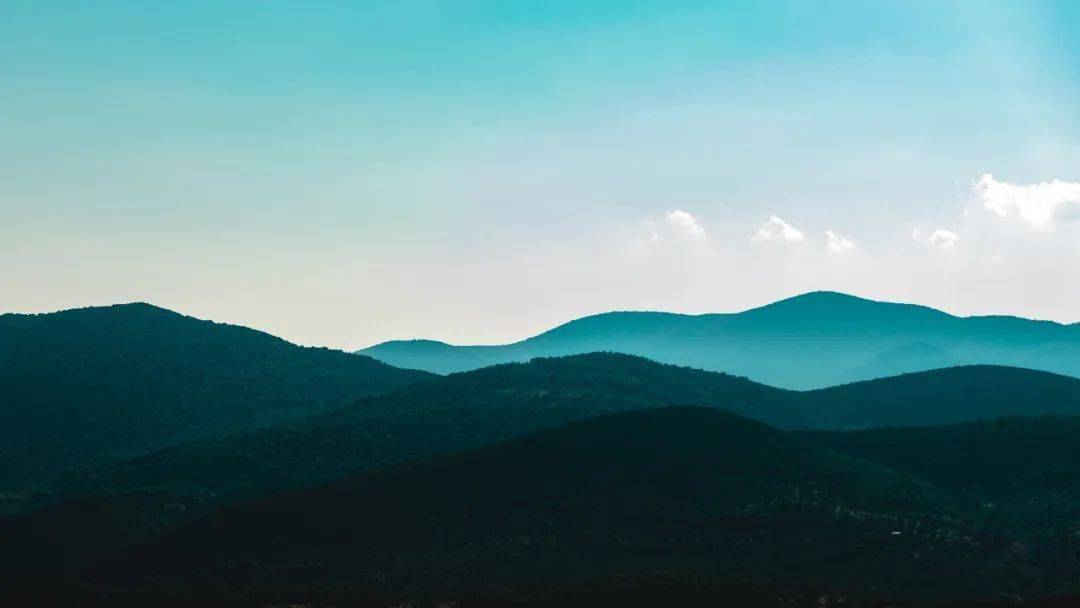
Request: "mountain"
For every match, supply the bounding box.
[9,408,1080,606]
[106,407,972,604]
[360,291,1080,389]
[62,354,1080,517]
[60,353,791,511]
[0,303,433,494]
[804,415,1080,503]
[800,364,1080,429]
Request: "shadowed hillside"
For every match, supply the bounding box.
[60,353,791,511]
[800,364,1080,429]
[360,291,1080,389]
[107,407,968,603]
[0,303,433,494]
[60,355,1080,517]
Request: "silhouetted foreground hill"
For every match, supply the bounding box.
[106,408,958,602]
[59,407,1066,605]
[10,406,1080,604]
[0,303,433,493]
[64,354,1080,515]
[805,416,1080,528]
[361,291,1080,389]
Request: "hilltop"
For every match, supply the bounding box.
[0,302,433,493]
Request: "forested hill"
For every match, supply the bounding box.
[799,364,1080,429]
[112,407,953,601]
[62,353,791,509]
[0,303,433,492]
[360,291,1080,389]
[64,354,1080,515]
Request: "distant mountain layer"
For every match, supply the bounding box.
[0,303,433,492]
[82,408,1070,604]
[360,291,1080,389]
[65,353,1080,515]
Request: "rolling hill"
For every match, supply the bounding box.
[61,354,1080,516]
[360,291,1080,389]
[0,303,433,494]
[107,407,962,603]
[74,406,1070,606]
[12,404,1080,604]
[804,415,1080,506]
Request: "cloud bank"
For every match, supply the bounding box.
[975,174,1080,228]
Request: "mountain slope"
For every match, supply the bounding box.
[63,355,1080,517]
[804,415,1080,496]
[0,303,433,493]
[799,364,1080,429]
[13,408,1080,605]
[115,407,967,602]
[360,291,1080,389]
[63,353,792,510]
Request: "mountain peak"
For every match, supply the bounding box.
[741,291,949,322]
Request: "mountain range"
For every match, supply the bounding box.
[360,291,1080,389]
[52,353,1080,521]
[4,296,1080,606]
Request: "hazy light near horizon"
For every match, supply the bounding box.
[1,1,1079,348]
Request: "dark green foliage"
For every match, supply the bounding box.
[115,407,960,602]
[0,303,433,493]
[78,406,1051,606]
[0,497,156,577]
[66,355,1080,513]
[798,365,1080,429]
[12,401,1080,604]
[804,417,1080,559]
[361,291,1080,389]
[60,353,790,510]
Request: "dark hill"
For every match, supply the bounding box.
[804,416,1080,585]
[118,407,967,602]
[0,303,433,493]
[804,415,1080,496]
[360,291,1080,389]
[63,353,793,510]
[65,356,1080,515]
[801,365,1080,429]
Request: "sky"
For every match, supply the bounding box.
[2,0,1079,349]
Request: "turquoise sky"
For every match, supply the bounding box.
[3,1,1079,347]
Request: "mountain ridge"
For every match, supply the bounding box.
[360,291,1080,388]
[56,353,1080,517]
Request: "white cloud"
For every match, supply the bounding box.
[928,229,959,250]
[975,173,1080,228]
[751,215,804,243]
[664,209,707,241]
[912,227,959,251]
[825,230,855,253]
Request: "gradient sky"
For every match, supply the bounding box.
[3,1,1079,348]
